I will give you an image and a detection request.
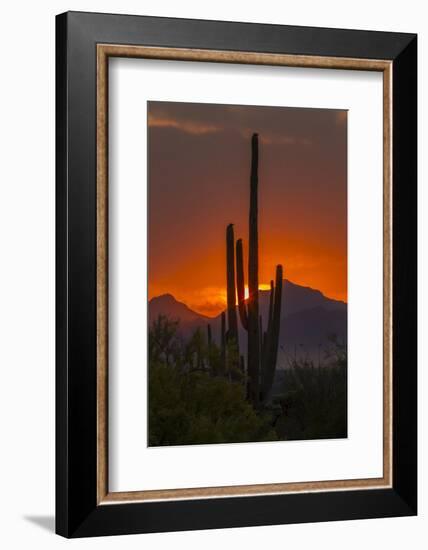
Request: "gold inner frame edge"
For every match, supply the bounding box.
[96,44,393,505]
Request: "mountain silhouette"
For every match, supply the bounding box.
[149,293,210,324]
[149,280,347,367]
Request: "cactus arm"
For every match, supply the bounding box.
[236,238,248,330]
[221,311,226,374]
[207,323,212,348]
[261,265,283,402]
[261,279,275,389]
[226,224,239,349]
[268,279,274,333]
[271,265,283,370]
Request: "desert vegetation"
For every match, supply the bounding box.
[149,315,347,446]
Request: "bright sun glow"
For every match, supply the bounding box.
[243,283,270,301]
[215,283,270,307]
[259,283,271,291]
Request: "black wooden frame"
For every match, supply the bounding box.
[56,11,417,538]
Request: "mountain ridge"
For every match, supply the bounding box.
[149,279,346,322]
[149,280,346,367]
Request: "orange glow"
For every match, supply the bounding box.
[149,238,347,316]
[148,102,347,317]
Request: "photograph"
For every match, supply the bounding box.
[147,101,348,446]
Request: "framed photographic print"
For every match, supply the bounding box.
[56,11,417,537]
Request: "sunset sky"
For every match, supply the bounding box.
[148,101,347,317]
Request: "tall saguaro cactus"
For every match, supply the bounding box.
[233,133,284,407]
[246,134,261,405]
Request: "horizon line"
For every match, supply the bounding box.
[149,279,348,319]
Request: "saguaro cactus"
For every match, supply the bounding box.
[234,133,284,406]
[247,134,261,405]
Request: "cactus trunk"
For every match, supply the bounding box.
[247,133,261,406]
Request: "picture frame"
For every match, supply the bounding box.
[56,11,417,537]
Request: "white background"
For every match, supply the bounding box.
[0,1,425,548]
[110,60,383,492]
